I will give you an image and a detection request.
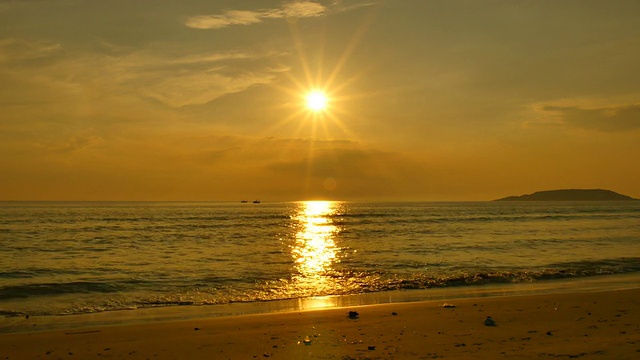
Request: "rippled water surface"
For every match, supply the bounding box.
[1,201,639,316]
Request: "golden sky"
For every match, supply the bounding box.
[1,0,639,201]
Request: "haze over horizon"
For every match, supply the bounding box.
[2,0,639,202]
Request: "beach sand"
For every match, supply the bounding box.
[1,288,639,359]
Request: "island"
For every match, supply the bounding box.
[494,189,638,201]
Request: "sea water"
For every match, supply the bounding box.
[1,201,639,318]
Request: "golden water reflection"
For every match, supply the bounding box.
[290,201,342,294]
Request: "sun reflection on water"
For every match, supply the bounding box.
[290,201,342,294]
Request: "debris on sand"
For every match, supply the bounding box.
[484,316,496,326]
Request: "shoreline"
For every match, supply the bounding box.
[2,273,639,335]
[1,284,639,359]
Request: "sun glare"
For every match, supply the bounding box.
[265,14,374,139]
[306,90,328,112]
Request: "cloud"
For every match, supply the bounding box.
[259,144,433,200]
[0,43,286,109]
[141,71,276,108]
[0,38,61,63]
[123,50,283,107]
[169,52,253,65]
[272,1,326,18]
[264,137,357,146]
[185,1,326,30]
[543,104,640,132]
[265,146,410,180]
[48,132,105,154]
[185,10,263,29]
[330,0,377,13]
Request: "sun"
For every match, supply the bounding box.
[306,90,328,112]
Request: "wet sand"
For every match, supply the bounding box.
[1,288,639,359]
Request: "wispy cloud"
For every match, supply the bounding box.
[0,38,61,63]
[141,70,276,108]
[185,1,326,30]
[330,0,377,13]
[120,50,283,107]
[48,131,105,154]
[543,104,640,132]
[0,42,285,109]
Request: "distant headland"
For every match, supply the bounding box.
[494,189,638,201]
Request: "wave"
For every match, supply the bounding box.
[0,280,140,300]
[3,258,639,317]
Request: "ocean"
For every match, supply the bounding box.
[1,201,639,320]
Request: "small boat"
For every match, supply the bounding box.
[240,200,248,203]
[253,200,261,204]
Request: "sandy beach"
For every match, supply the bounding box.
[1,287,639,359]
